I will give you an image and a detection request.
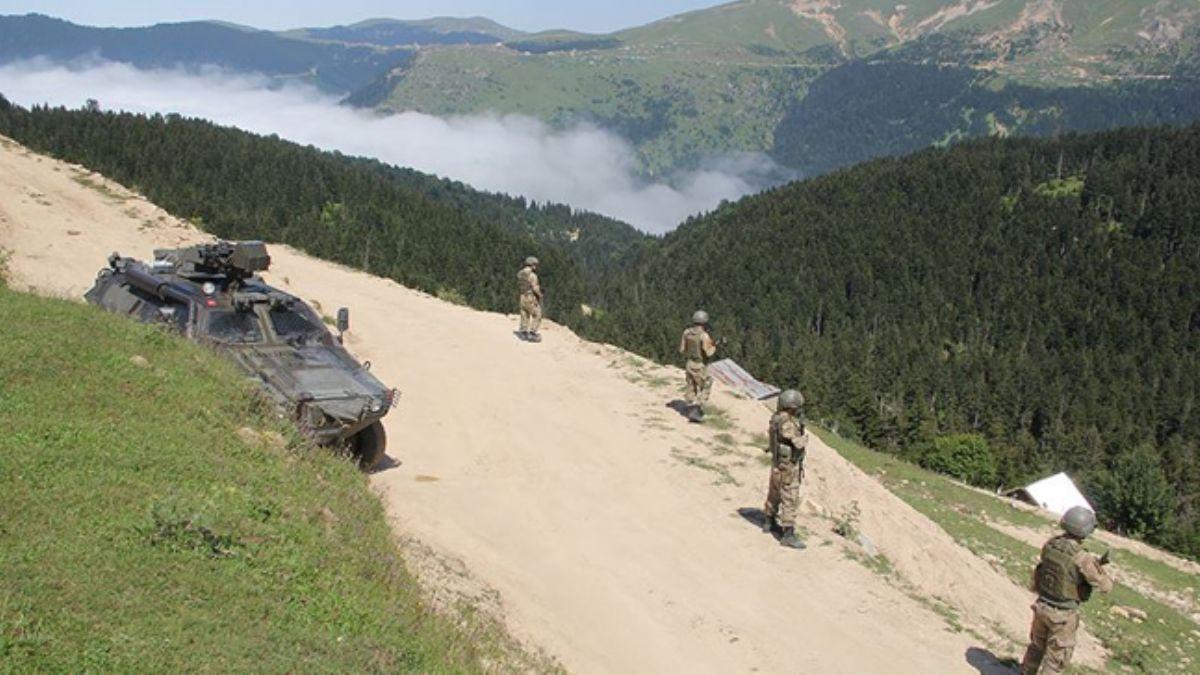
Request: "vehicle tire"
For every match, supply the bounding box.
[351,421,387,471]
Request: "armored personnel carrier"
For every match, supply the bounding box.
[85,240,395,469]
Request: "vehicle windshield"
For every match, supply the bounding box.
[206,310,264,344]
[269,306,327,343]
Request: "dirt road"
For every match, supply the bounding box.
[1,137,1099,673]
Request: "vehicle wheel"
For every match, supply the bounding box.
[351,421,387,471]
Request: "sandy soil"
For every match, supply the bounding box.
[0,136,1122,673]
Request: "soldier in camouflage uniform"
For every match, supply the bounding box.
[516,256,543,342]
[762,389,808,549]
[678,310,716,422]
[1020,506,1114,675]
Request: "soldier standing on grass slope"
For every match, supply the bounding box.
[678,310,716,422]
[762,389,808,550]
[516,256,543,342]
[1020,506,1114,675]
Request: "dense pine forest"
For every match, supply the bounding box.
[590,126,1200,557]
[1,99,1196,558]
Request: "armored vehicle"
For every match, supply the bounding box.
[85,240,395,469]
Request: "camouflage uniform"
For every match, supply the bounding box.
[1020,535,1113,675]
[763,409,807,529]
[678,325,715,406]
[517,265,542,335]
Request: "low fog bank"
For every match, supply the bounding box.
[0,60,783,232]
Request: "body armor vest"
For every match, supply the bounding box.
[517,267,536,296]
[1035,535,1089,606]
[682,327,707,361]
[769,412,801,464]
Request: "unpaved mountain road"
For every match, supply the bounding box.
[1,137,1102,673]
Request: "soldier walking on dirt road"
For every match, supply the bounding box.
[678,310,716,422]
[517,256,543,342]
[1020,506,1113,675]
[762,389,808,549]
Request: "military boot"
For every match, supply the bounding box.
[761,514,775,534]
[779,527,806,549]
[527,331,542,343]
[688,405,704,423]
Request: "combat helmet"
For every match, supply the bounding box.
[692,310,710,325]
[1060,506,1097,539]
[524,256,539,268]
[778,389,804,412]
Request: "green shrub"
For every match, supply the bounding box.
[1091,444,1176,543]
[910,434,998,487]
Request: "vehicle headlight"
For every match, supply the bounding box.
[369,400,384,413]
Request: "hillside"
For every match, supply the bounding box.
[3,96,1196,561]
[0,133,1068,672]
[358,0,1200,175]
[0,287,536,670]
[4,133,1197,672]
[585,123,1200,558]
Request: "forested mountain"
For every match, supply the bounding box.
[0,14,413,93]
[0,97,644,316]
[771,60,1200,177]
[585,125,1200,557]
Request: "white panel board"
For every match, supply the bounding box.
[1016,472,1093,516]
[708,358,781,401]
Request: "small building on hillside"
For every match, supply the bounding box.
[1009,472,1093,516]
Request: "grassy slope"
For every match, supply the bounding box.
[0,287,523,671]
[381,44,823,174]
[816,426,1200,674]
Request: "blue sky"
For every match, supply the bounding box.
[0,0,725,32]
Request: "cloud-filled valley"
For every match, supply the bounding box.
[0,60,781,232]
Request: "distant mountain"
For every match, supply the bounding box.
[6,4,1199,176]
[284,17,526,46]
[359,0,1200,175]
[0,13,412,93]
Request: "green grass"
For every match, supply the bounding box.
[815,425,1200,673]
[701,405,735,431]
[0,288,526,672]
[69,173,127,202]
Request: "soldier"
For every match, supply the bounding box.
[516,256,543,342]
[678,310,716,422]
[1020,506,1114,675]
[762,389,808,549]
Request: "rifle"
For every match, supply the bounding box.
[1099,548,1112,566]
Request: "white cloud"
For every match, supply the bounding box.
[0,59,780,232]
